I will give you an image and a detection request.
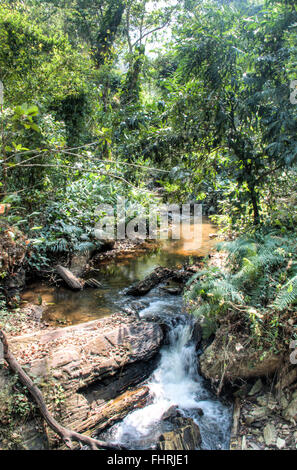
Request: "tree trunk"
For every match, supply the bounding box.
[95,0,125,67]
[56,265,84,290]
[121,47,145,106]
[248,182,260,225]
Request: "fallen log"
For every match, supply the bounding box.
[0,329,127,450]
[56,265,84,290]
[126,266,193,296]
[85,278,102,288]
[56,265,102,290]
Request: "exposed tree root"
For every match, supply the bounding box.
[0,329,127,451]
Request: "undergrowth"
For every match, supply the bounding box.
[185,231,297,353]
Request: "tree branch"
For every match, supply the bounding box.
[133,21,170,48]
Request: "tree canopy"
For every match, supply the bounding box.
[0,0,296,262]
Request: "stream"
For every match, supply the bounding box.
[102,289,231,450]
[22,217,232,450]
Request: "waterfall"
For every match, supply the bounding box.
[103,294,232,450]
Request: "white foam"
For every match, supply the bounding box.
[107,298,231,449]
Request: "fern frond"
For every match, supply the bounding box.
[273,275,297,311]
[47,238,69,253]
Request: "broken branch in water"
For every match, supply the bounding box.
[0,329,127,450]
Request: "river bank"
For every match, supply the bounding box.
[3,219,295,451]
[1,218,232,450]
[194,246,297,451]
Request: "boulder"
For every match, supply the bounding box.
[283,391,297,423]
[6,313,163,448]
[10,313,163,393]
[263,423,277,446]
[244,406,267,425]
[248,379,263,396]
[157,417,201,450]
[160,406,183,423]
[191,321,202,351]
[200,338,282,382]
[161,405,203,425]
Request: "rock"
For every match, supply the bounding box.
[279,392,289,410]
[256,393,277,411]
[30,305,44,322]
[263,423,276,446]
[7,313,163,448]
[283,395,297,423]
[161,406,203,425]
[276,437,286,449]
[10,314,163,393]
[248,379,263,396]
[161,406,183,422]
[276,367,297,392]
[200,338,282,382]
[191,321,202,351]
[157,417,201,450]
[245,406,267,424]
[129,301,149,313]
[126,267,191,296]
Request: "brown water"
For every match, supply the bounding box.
[22,217,217,325]
[22,217,232,450]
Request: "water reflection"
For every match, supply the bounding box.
[22,217,217,325]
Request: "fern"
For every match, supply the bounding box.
[192,303,212,318]
[217,238,258,265]
[211,279,244,304]
[273,275,297,311]
[188,233,297,338]
[47,238,69,253]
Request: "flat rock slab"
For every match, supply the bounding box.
[9,312,163,394]
[6,312,163,448]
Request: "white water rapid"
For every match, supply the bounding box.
[104,291,232,450]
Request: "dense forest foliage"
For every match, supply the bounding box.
[0,0,297,351]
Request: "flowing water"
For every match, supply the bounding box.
[101,289,231,450]
[22,217,232,449]
[22,217,217,325]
